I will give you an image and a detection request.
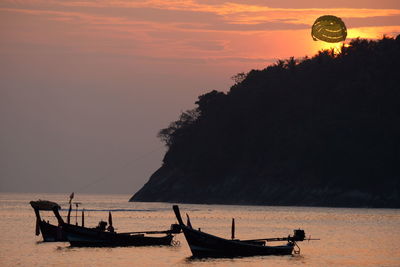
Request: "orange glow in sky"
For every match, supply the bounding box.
[1,0,399,66]
[1,0,399,193]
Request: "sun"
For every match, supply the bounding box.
[309,27,399,55]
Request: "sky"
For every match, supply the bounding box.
[1,0,399,195]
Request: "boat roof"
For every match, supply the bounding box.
[30,200,61,210]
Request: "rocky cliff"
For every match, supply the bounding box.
[131,36,400,208]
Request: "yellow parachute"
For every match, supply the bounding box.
[311,15,347,43]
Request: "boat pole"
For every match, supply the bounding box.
[172,205,184,226]
[67,203,72,224]
[67,192,73,224]
[74,203,80,226]
[231,218,235,240]
[33,208,41,235]
[186,214,192,229]
[82,209,85,227]
[108,211,113,227]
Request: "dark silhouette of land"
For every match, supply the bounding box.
[131,36,400,208]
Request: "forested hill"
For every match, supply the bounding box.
[131,36,400,208]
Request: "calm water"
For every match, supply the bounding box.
[0,193,399,267]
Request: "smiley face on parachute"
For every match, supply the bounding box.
[311,15,347,43]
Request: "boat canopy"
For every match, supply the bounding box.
[30,200,61,211]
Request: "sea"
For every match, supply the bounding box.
[0,192,399,267]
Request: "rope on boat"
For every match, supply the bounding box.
[293,241,301,254]
[171,240,180,247]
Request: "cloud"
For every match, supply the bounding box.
[1,0,399,194]
[345,15,400,28]
[1,0,399,59]
[192,0,400,9]
[180,21,309,32]
[2,1,399,32]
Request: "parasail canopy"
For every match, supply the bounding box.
[311,15,347,43]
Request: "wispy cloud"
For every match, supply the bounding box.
[3,0,400,28]
[1,0,399,63]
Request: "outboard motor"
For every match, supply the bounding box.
[96,220,108,231]
[170,223,182,234]
[293,229,306,241]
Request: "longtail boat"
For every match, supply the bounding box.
[30,193,82,242]
[173,205,317,258]
[62,221,181,247]
[31,195,182,246]
[30,200,67,241]
[31,199,181,247]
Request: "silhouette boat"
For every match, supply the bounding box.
[62,200,181,247]
[30,193,87,242]
[173,205,315,258]
[31,197,181,247]
[30,200,68,241]
[62,214,181,247]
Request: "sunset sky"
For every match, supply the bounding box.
[1,0,399,194]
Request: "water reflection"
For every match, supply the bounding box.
[183,256,237,264]
[1,192,399,267]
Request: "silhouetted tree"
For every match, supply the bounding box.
[231,72,247,84]
[144,35,400,207]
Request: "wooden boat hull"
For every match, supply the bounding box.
[38,221,67,242]
[173,205,295,258]
[62,224,174,247]
[30,200,67,242]
[182,225,294,257]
